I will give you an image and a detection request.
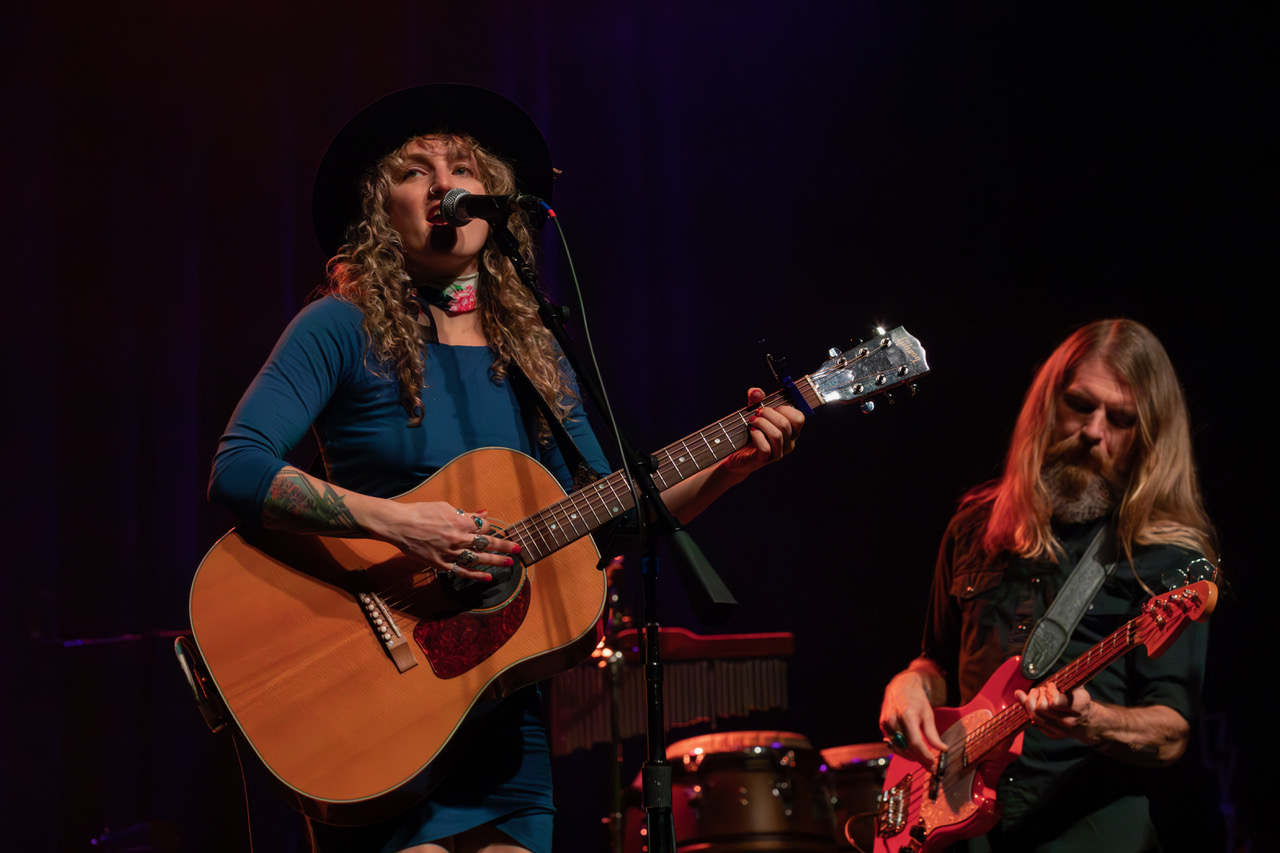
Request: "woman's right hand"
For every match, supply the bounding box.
[365,500,521,582]
[879,660,949,770]
[262,467,517,583]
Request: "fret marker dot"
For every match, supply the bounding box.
[678,456,687,463]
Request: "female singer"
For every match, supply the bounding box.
[209,84,803,853]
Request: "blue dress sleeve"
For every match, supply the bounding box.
[208,298,366,526]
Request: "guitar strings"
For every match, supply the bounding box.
[362,388,815,646]
[896,614,1164,818]
[888,589,1205,832]
[362,407,766,641]
[966,586,1206,765]
[368,400,774,603]
[961,619,1141,764]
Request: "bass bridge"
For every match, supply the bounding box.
[876,773,936,851]
[877,774,910,836]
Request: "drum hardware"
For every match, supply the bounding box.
[551,625,796,853]
[820,743,892,853]
[629,731,838,853]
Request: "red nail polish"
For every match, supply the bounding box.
[511,544,522,555]
[505,558,515,567]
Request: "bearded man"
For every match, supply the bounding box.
[878,319,1216,852]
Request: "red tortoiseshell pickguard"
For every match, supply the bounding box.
[413,582,531,679]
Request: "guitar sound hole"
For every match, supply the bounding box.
[414,562,533,679]
[439,560,524,611]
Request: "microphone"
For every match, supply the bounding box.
[440,189,547,225]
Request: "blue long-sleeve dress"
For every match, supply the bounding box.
[209,294,609,853]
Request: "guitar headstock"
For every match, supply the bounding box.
[808,326,930,407]
[1139,580,1218,658]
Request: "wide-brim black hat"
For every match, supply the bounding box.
[312,83,554,257]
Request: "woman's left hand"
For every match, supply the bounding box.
[656,387,806,524]
[721,387,805,477]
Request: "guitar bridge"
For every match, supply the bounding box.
[877,774,911,836]
[356,591,418,673]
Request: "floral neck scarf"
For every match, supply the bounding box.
[416,273,479,314]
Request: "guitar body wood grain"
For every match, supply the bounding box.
[189,448,606,825]
[185,327,933,826]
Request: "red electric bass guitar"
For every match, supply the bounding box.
[867,579,1217,853]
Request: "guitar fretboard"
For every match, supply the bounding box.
[958,619,1140,766]
[509,385,822,564]
[955,585,1208,767]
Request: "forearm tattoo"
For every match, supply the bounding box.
[264,469,364,535]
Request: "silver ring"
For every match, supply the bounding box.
[888,731,907,750]
[437,564,458,577]
[471,535,490,551]
[455,507,466,516]
[472,515,484,530]
[457,549,478,567]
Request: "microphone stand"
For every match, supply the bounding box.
[487,219,738,853]
[602,562,630,853]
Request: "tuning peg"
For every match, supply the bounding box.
[860,401,875,414]
[828,347,840,357]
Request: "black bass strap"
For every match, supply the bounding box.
[1020,522,1117,681]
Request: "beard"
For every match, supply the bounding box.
[1041,437,1121,524]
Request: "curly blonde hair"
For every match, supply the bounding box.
[969,319,1216,565]
[324,133,576,436]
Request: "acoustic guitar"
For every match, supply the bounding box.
[188,327,929,825]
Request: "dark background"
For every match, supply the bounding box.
[2,2,1274,850]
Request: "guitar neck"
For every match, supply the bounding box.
[508,384,823,565]
[957,580,1215,768]
[960,614,1145,765]
[505,325,929,565]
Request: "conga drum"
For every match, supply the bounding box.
[647,730,839,852]
[819,743,891,852]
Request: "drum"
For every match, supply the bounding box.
[640,730,839,852]
[820,743,891,852]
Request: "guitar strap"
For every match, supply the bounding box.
[507,364,643,565]
[507,362,601,492]
[1020,522,1117,680]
